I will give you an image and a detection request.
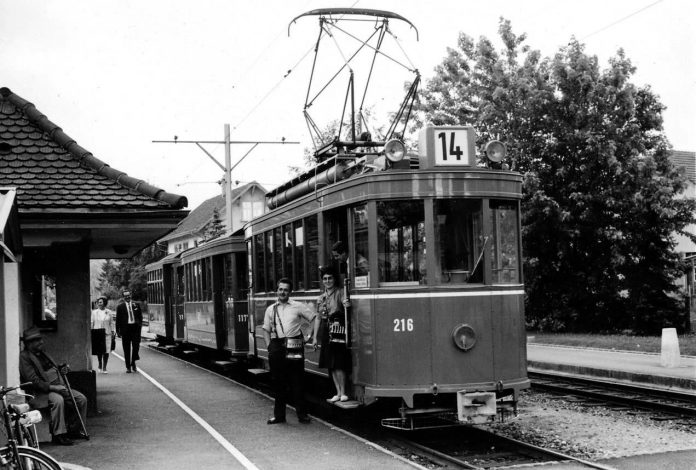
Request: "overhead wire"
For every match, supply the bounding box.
[580,0,664,40]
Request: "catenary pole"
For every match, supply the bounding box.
[153,127,298,236]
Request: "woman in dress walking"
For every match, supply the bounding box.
[91,296,116,373]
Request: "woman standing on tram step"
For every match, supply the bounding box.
[313,266,352,402]
[91,296,116,373]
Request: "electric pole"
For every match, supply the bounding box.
[154,124,298,236]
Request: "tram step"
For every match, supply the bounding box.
[247,368,269,375]
[164,345,177,350]
[330,399,361,409]
[214,361,234,369]
[182,350,198,355]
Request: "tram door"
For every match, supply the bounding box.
[163,264,174,340]
[224,252,249,355]
[174,265,186,340]
[324,208,348,278]
[213,255,227,350]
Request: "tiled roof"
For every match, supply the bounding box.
[0,87,187,210]
[160,182,263,241]
[670,150,696,183]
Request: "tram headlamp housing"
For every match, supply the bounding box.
[383,139,406,162]
[452,324,476,351]
[484,140,506,163]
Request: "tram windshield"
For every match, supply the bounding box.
[377,200,426,286]
[435,199,484,284]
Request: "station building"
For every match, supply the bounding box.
[0,86,188,405]
[158,181,266,254]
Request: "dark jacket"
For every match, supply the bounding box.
[115,300,143,336]
[19,349,60,409]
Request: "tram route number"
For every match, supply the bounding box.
[393,318,414,332]
[435,130,472,166]
[237,314,249,323]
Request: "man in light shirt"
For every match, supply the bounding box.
[262,278,315,424]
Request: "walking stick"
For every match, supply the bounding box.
[58,367,89,440]
[42,352,89,439]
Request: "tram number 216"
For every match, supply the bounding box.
[393,318,414,332]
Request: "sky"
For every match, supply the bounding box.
[2,0,694,209]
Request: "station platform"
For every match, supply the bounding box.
[527,343,696,393]
[42,338,421,470]
[40,334,694,470]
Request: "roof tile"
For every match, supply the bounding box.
[0,87,188,211]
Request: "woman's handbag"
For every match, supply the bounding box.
[110,334,116,351]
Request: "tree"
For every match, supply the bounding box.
[417,19,696,334]
[97,243,166,303]
[202,207,225,242]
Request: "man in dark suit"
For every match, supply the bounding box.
[19,326,88,445]
[115,289,142,373]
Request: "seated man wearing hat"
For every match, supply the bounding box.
[19,326,88,446]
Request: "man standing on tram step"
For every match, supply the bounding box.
[262,278,316,424]
[116,289,142,373]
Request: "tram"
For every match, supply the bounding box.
[145,251,185,343]
[146,8,529,428]
[246,125,529,428]
[146,236,249,355]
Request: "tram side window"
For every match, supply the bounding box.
[294,221,305,290]
[377,200,426,285]
[489,200,520,284]
[184,264,191,301]
[435,199,484,284]
[283,224,294,287]
[274,228,283,286]
[305,215,320,290]
[265,231,275,292]
[203,257,212,301]
[254,235,265,293]
[351,205,370,288]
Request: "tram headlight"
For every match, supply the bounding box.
[484,140,506,163]
[452,324,476,351]
[383,139,406,162]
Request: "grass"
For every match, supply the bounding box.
[527,332,696,356]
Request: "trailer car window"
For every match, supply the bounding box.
[254,234,265,293]
[265,231,274,292]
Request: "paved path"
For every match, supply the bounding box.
[44,340,421,470]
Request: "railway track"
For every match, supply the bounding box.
[389,426,617,469]
[151,342,627,469]
[529,370,696,421]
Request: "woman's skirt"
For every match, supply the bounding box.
[91,328,107,355]
[318,320,351,371]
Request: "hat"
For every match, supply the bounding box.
[22,326,43,343]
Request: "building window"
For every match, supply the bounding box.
[242,202,252,221]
